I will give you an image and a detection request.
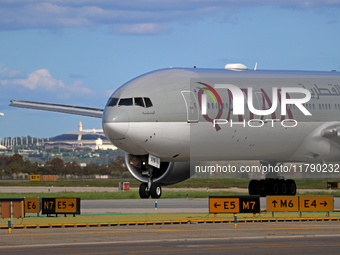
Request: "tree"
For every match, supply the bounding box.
[45,157,65,175]
[83,164,97,176]
[65,161,82,175]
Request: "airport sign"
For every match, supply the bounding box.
[299,196,333,212]
[42,198,81,215]
[30,174,41,181]
[267,196,299,212]
[55,198,78,213]
[209,196,260,214]
[24,198,40,213]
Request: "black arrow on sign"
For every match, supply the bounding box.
[69,202,74,208]
[214,202,221,208]
[272,200,278,207]
[320,201,327,207]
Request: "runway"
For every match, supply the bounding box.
[1,189,340,253]
[80,197,340,214]
[1,221,340,254]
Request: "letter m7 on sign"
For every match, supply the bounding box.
[209,196,260,214]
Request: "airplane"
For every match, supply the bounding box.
[10,65,340,198]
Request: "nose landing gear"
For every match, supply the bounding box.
[139,182,162,199]
[139,164,162,199]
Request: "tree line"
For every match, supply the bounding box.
[0,154,128,178]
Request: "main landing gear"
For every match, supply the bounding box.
[248,178,296,197]
[248,162,297,197]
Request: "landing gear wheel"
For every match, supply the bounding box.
[150,183,162,199]
[279,180,288,195]
[286,179,296,195]
[259,180,267,197]
[248,180,258,195]
[248,178,297,196]
[269,180,280,195]
[139,183,150,199]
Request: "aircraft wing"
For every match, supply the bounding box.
[9,100,103,118]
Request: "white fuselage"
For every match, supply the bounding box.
[102,68,340,163]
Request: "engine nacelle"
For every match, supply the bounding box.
[125,153,191,185]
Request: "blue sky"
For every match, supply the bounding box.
[1,1,340,139]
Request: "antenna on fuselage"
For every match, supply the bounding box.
[225,63,248,71]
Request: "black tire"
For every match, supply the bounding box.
[248,180,259,195]
[150,183,162,199]
[286,179,296,195]
[280,180,288,195]
[259,179,267,197]
[139,183,150,199]
[270,180,280,195]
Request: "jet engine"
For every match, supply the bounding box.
[125,153,191,186]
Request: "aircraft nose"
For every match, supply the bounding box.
[102,107,129,140]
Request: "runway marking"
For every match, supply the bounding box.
[128,243,340,254]
[126,242,340,254]
[1,238,340,254]
[69,253,119,255]
[260,244,340,248]
[129,246,252,253]
[0,245,161,254]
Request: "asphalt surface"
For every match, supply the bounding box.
[1,187,340,254]
[1,221,340,254]
[80,197,340,214]
[0,186,339,214]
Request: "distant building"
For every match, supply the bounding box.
[45,121,117,151]
[18,149,39,154]
[0,113,5,150]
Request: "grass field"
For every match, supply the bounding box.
[0,178,339,189]
[0,189,339,200]
[0,178,339,199]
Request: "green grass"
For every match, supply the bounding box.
[0,190,246,200]
[1,178,339,189]
[1,190,339,200]
[0,179,141,187]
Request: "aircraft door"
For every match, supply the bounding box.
[181,91,199,123]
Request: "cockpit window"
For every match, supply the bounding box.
[110,97,152,108]
[134,97,145,107]
[144,97,153,108]
[118,98,133,106]
[107,98,119,107]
